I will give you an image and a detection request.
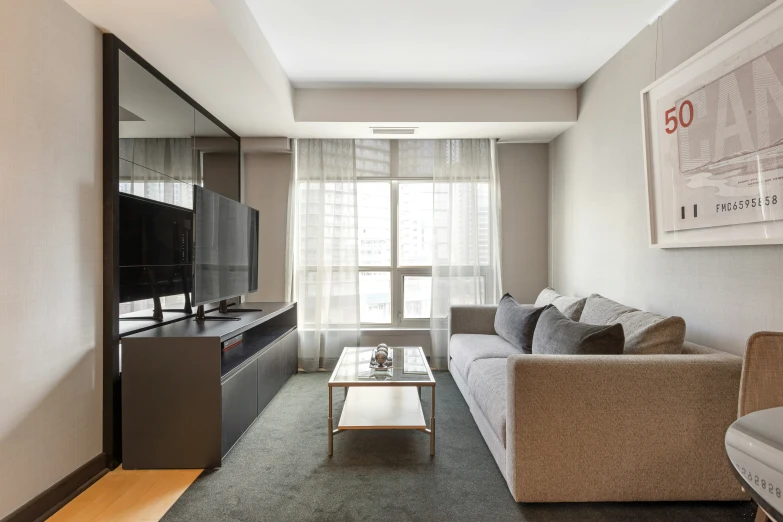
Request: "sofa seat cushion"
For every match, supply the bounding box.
[467,358,508,447]
[450,334,522,381]
[580,294,686,355]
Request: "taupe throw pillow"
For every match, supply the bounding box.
[580,294,685,355]
[532,306,625,355]
[534,287,587,321]
[494,294,550,354]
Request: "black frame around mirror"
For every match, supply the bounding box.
[103,34,240,469]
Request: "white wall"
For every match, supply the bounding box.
[497,144,549,303]
[0,0,103,517]
[549,0,779,356]
[294,88,576,122]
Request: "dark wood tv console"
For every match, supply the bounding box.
[121,301,298,469]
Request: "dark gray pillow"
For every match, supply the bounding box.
[494,294,550,354]
[532,306,625,355]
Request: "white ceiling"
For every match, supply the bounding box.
[64,0,295,138]
[245,0,676,89]
[64,0,676,141]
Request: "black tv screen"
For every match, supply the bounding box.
[119,193,193,303]
[193,186,259,306]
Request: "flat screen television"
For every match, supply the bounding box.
[193,186,259,307]
[119,193,194,319]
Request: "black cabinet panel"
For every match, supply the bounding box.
[282,329,298,378]
[122,302,297,468]
[257,341,280,415]
[122,336,222,469]
[221,359,258,456]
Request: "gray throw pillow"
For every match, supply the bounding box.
[494,294,550,354]
[532,306,625,355]
[580,294,685,355]
[534,287,587,321]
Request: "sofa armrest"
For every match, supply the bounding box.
[448,305,497,337]
[505,354,745,502]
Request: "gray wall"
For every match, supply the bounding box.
[203,152,240,201]
[549,0,779,356]
[245,153,291,302]
[497,143,549,303]
[0,0,102,517]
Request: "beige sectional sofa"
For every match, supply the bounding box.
[448,294,747,503]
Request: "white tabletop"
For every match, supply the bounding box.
[725,407,783,521]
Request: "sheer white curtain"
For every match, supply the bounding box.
[289,139,361,371]
[430,139,503,369]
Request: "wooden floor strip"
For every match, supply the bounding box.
[48,467,201,522]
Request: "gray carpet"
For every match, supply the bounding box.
[162,372,755,522]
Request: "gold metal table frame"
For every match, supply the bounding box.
[327,347,436,457]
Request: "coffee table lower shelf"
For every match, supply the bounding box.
[329,386,434,456]
[338,387,426,429]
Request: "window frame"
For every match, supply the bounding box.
[358,178,433,328]
[327,140,496,329]
[356,140,434,328]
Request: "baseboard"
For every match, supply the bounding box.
[1,453,108,522]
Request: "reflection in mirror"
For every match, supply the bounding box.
[117,50,240,316]
[117,51,239,316]
[118,50,196,209]
[195,110,240,201]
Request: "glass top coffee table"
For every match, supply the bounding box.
[327,346,436,456]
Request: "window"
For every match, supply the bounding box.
[357,182,391,266]
[402,276,432,319]
[357,179,434,326]
[359,271,391,323]
[296,140,492,327]
[351,141,491,326]
[398,183,433,267]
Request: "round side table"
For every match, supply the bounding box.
[725,407,783,522]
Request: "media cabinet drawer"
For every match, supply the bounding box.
[221,358,258,457]
[257,340,281,414]
[282,329,298,377]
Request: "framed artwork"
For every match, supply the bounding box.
[642,0,783,248]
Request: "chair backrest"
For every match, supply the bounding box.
[738,332,783,417]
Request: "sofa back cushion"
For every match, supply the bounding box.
[534,287,587,321]
[580,294,685,355]
[494,294,550,354]
[532,306,625,355]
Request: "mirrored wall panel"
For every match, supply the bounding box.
[117,49,240,314]
[118,50,240,209]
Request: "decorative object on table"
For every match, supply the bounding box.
[370,343,393,369]
[641,1,783,248]
[403,347,428,374]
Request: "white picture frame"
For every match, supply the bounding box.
[642,0,783,248]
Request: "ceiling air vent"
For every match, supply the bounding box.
[371,127,417,135]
